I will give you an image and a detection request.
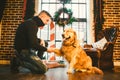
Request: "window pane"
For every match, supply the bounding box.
[55,25,63,40]
[72,22,87,43]
[79,4,86,18]
[71,4,86,18]
[42,4,49,11]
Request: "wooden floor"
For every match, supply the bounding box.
[0,63,120,80]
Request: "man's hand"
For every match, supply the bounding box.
[40,39,45,47]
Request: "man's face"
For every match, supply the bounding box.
[40,13,51,25]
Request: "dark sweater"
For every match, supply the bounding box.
[14,16,47,52]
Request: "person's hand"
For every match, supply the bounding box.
[40,39,45,47]
[47,48,55,53]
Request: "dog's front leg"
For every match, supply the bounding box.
[53,48,63,56]
[67,61,75,74]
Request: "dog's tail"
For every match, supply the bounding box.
[91,67,104,75]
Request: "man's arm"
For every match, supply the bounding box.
[27,23,47,51]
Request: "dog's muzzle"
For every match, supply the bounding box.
[62,34,71,40]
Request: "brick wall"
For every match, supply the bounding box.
[103,0,120,64]
[0,0,23,64]
[0,0,120,65]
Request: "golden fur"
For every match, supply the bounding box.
[53,28,103,75]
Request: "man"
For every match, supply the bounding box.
[11,10,55,74]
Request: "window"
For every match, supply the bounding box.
[35,0,94,48]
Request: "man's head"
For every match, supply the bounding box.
[38,10,52,25]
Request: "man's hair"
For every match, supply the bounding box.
[39,10,53,20]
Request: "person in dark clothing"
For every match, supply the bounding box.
[11,10,55,74]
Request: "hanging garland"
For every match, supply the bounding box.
[54,7,76,26]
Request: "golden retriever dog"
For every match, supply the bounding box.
[53,28,103,75]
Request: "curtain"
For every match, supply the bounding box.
[0,0,6,22]
[93,0,104,41]
[24,0,35,20]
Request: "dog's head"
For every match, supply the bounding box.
[62,28,78,46]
